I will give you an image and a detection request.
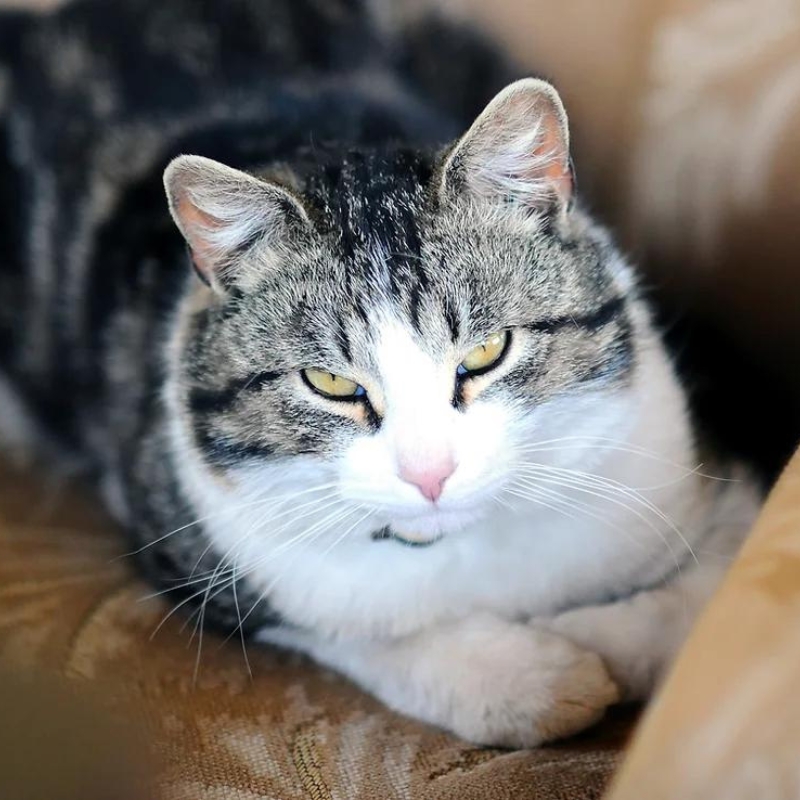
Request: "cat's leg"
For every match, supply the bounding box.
[259,613,619,747]
[540,560,729,701]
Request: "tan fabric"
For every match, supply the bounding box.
[0,462,634,800]
[0,667,157,800]
[606,447,800,800]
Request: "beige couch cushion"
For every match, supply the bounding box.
[0,462,635,800]
[607,447,800,800]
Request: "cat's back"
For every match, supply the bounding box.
[10,0,381,116]
[3,0,396,177]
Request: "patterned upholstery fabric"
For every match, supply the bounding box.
[0,462,635,799]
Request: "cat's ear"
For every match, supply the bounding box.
[163,155,311,292]
[440,78,573,215]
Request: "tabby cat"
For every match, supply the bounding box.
[0,0,759,746]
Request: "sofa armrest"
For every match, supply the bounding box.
[606,446,800,800]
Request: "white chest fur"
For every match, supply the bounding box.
[166,328,721,641]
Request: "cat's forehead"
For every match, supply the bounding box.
[242,151,617,369]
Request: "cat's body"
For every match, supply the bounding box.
[0,0,759,747]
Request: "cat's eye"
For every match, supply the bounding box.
[458,331,510,376]
[302,368,366,400]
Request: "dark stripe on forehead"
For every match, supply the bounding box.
[306,149,429,270]
[408,281,423,332]
[352,285,370,325]
[443,295,461,342]
[334,317,353,363]
[188,370,281,416]
[406,255,431,333]
[525,296,626,335]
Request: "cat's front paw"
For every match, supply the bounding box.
[439,624,619,748]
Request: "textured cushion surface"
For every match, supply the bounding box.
[0,463,635,799]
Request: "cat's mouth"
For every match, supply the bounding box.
[371,526,443,548]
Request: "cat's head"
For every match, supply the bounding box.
[162,79,644,549]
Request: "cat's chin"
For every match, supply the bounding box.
[382,506,485,544]
[372,526,444,547]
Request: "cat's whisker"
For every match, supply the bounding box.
[510,479,603,525]
[506,476,640,543]
[231,504,366,637]
[206,500,363,625]
[517,464,694,567]
[509,478,654,558]
[518,449,708,491]
[149,583,216,641]
[139,567,238,602]
[512,436,700,472]
[187,536,246,641]
[231,557,253,679]
[149,530,257,639]
[231,504,372,634]
[186,524,268,683]
[490,493,517,513]
[531,463,695,557]
[139,494,351,603]
[184,538,228,587]
[248,493,346,539]
[254,503,359,564]
[508,481,681,580]
[513,435,737,485]
[119,481,342,560]
[173,492,345,585]
[503,486,581,523]
[315,506,372,560]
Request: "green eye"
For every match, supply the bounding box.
[302,369,366,400]
[458,331,510,376]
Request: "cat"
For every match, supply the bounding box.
[0,0,760,747]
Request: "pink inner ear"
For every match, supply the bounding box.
[175,194,224,283]
[533,113,572,206]
[448,81,574,212]
[503,88,572,207]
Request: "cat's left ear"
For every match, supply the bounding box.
[440,78,573,215]
[164,155,311,292]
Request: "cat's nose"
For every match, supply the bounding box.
[398,457,456,503]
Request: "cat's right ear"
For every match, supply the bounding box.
[439,78,573,216]
[163,155,311,292]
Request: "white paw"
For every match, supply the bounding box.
[431,622,619,748]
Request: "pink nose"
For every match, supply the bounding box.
[398,457,456,503]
